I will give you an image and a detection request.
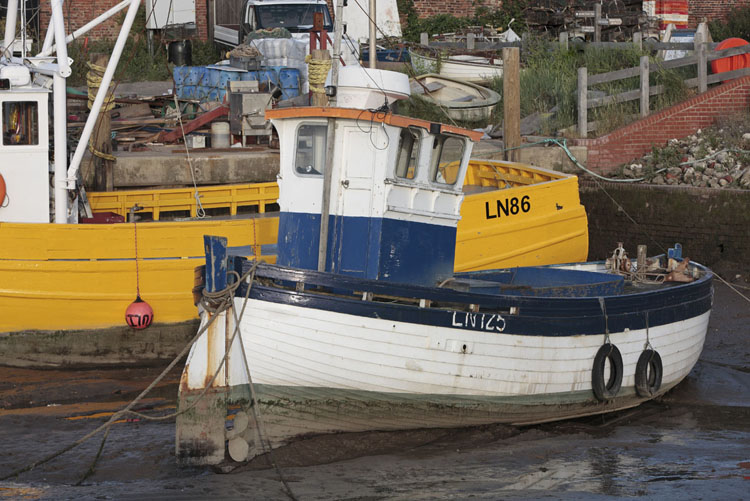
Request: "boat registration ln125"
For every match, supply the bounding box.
[485,195,531,219]
[451,311,506,332]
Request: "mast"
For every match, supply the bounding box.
[3,0,18,56]
[317,0,345,271]
[369,0,376,69]
[51,0,71,222]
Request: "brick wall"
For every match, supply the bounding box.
[579,180,750,276]
[411,0,503,19]
[688,0,750,27]
[39,0,209,42]
[574,76,750,174]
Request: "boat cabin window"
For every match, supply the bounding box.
[2,101,39,146]
[395,127,420,180]
[295,123,327,176]
[430,134,464,185]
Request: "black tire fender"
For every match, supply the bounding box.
[591,343,623,402]
[635,349,663,397]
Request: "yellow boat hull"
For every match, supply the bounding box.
[0,218,278,334]
[0,161,586,335]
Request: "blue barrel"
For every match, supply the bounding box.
[206,68,222,88]
[180,85,198,99]
[219,71,241,89]
[278,68,301,99]
[240,70,258,81]
[173,66,192,85]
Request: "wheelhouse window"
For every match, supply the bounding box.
[254,4,332,32]
[2,101,39,146]
[395,127,420,180]
[295,123,327,176]
[430,135,465,185]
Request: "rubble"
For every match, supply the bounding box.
[617,119,750,189]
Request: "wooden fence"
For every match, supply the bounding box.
[577,34,750,136]
[419,31,718,53]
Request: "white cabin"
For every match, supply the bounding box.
[267,106,482,286]
[0,63,50,223]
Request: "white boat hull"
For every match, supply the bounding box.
[411,74,500,122]
[178,277,710,460]
[410,51,503,84]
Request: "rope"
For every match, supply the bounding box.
[305,54,332,94]
[87,139,117,161]
[173,94,206,218]
[598,297,611,345]
[230,274,299,500]
[86,62,117,163]
[86,62,116,112]
[0,263,260,482]
[133,218,141,297]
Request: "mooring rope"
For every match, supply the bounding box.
[173,94,206,219]
[305,54,332,94]
[0,262,263,481]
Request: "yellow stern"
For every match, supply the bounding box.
[456,160,588,271]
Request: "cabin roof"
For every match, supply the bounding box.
[265,107,484,142]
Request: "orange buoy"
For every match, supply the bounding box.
[0,173,6,207]
[125,295,154,329]
[711,38,750,74]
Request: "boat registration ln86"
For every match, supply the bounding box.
[485,195,531,219]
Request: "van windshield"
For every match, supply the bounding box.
[254,4,333,32]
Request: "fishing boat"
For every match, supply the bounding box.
[411,73,500,122]
[175,69,712,464]
[409,50,503,84]
[0,1,584,368]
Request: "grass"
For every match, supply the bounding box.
[485,39,693,137]
[401,39,693,136]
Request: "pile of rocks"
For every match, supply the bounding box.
[619,129,750,189]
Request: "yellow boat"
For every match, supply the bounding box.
[0,159,586,340]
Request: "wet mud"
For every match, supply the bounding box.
[0,281,748,500]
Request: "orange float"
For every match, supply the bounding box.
[711,38,750,74]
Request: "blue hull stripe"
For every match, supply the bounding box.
[277,212,456,286]
[239,263,713,337]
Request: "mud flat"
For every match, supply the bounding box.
[0,281,748,500]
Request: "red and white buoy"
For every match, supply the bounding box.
[126,207,153,329]
[126,295,153,329]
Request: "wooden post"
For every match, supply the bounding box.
[368,0,376,69]
[204,235,228,293]
[90,53,113,192]
[207,0,214,44]
[639,55,649,118]
[310,48,330,106]
[594,3,602,43]
[559,31,568,51]
[467,32,475,50]
[633,31,642,51]
[578,66,588,138]
[420,32,428,46]
[696,32,707,93]
[502,47,521,163]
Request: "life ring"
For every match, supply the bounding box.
[591,343,623,402]
[635,349,663,397]
[0,173,6,207]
